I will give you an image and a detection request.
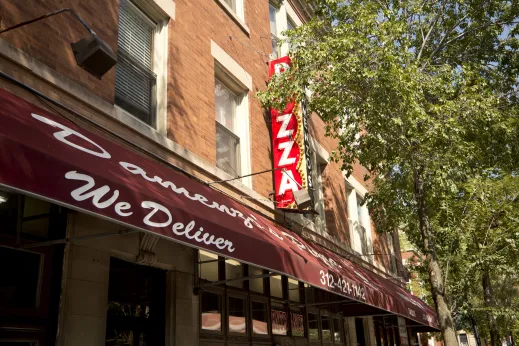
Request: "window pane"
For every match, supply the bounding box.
[322,314,331,340]
[270,275,283,298]
[224,0,236,11]
[216,123,240,176]
[251,301,268,335]
[228,296,247,334]
[199,250,219,282]
[287,17,295,30]
[269,4,277,35]
[271,37,280,59]
[290,310,305,337]
[288,278,300,302]
[0,247,41,308]
[249,266,264,293]
[271,305,287,335]
[225,259,243,288]
[334,318,342,342]
[21,196,51,239]
[118,0,154,68]
[215,79,236,130]
[201,292,222,331]
[357,196,362,223]
[308,312,319,340]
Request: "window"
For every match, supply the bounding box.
[460,334,468,346]
[115,0,158,126]
[305,145,328,231]
[288,278,300,302]
[105,258,166,345]
[215,78,241,177]
[387,233,398,274]
[346,186,372,257]
[199,250,219,282]
[225,258,243,288]
[201,291,223,332]
[0,247,42,309]
[290,309,305,337]
[269,3,280,59]
[270,275,284,298]
[308,311,320,340]
[223,0,236,11]
[249,266,265,293]
[271,304,288,335]
[333,317,343,343]
[228,296,247,334]
[321,312,332,341]
[251,300,268,335]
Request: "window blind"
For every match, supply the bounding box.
[115,0,156,124]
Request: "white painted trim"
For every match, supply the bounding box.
[285,1,303,26]
[214,0,250,35]
[212,43,252,188]
[344,174,368,197]
[308,135,329,163]
[211,40,252,91]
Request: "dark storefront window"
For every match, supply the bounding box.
[0,191,67,346]
[288,278,300,302]
[290,309,305,337]
[308,311,320,340]
[228,296,247,334]
[201,291,223,332]
[355,318,367,346]
[271,304,288,335]
[0,246,41,308]
[105,258,166,346]
[322,313,332,341]
[334,316,343,343]
[251,300,268,335]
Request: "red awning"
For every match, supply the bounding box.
[0,88,438,329]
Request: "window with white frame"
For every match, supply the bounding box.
[115,0,158,126]
[215,78,241,177]
[346,186,373,258]
[305,148,327,232]
[211,41,252,187]
[387,232,398,274]
[269,3,281,59]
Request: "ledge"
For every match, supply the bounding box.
[214,0,250,36]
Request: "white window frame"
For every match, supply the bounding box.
[214,0,248,34]
[268,0,303,59]
[345,176,374,261]
[114,0,172,135]
[307,136,329,232]
[211,41,252,188]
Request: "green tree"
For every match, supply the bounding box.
[257,1,519,345]
[437,174,519,346]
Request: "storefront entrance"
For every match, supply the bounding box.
[105,257,166,346]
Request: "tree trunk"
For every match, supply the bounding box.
[413,169,459,346]
[482,271,499,346]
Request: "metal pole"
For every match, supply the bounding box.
[208,167,283,185]
[0,8,96,36]
[196,272,275,288]
[22,229,137,249]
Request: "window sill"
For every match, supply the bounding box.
[214,0,250,36]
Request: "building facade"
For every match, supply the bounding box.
[0,1,438,345]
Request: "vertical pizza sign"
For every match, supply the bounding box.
[268,56,309,210]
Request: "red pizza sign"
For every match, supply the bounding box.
[268,56,308,210]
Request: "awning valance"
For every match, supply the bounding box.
[0,88,438,330]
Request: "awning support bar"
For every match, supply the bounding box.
[196,272,276,289]
[21,229,137,249]
[293,299,354,308]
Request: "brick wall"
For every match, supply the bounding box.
[0,0,397,274]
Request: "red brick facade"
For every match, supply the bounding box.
[0,0,401,279]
